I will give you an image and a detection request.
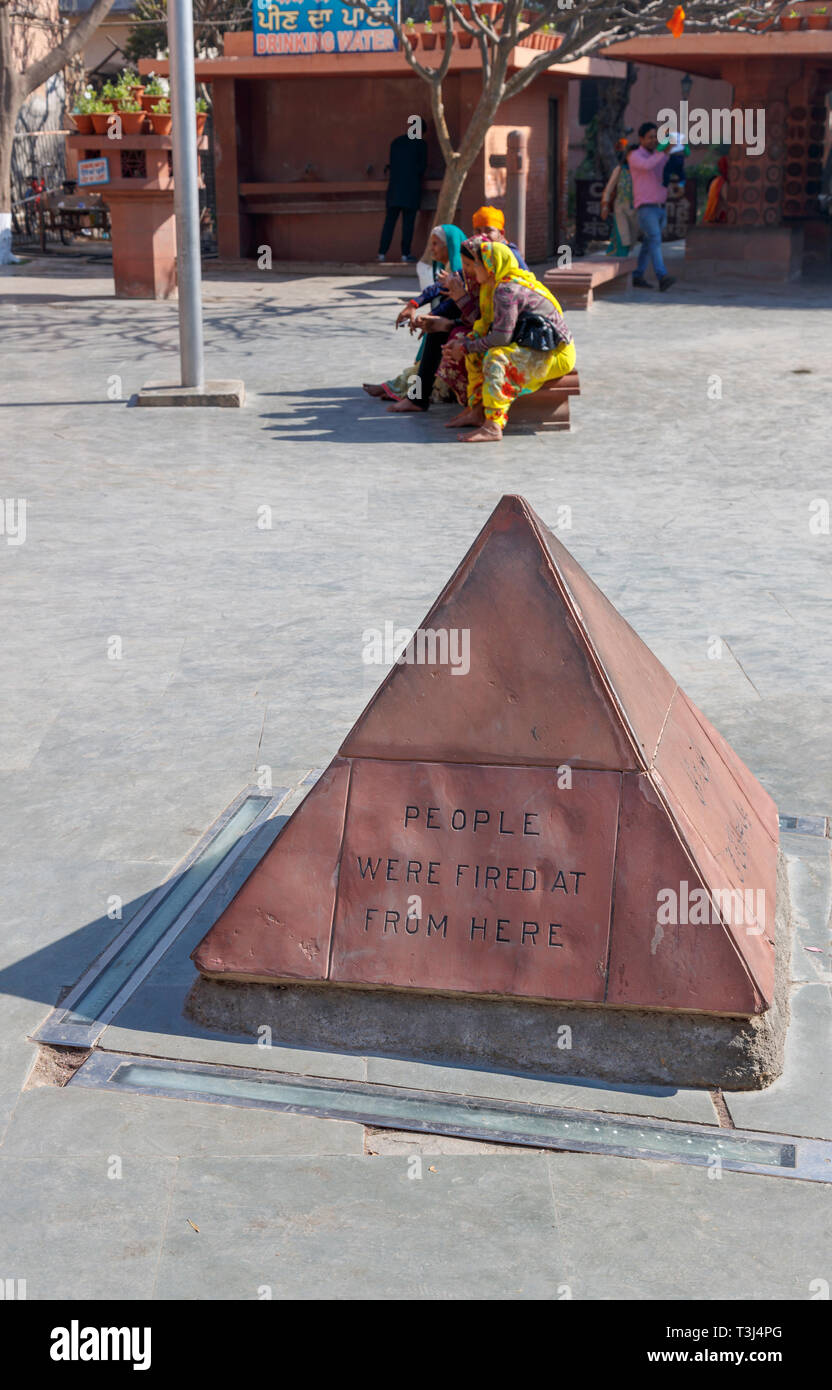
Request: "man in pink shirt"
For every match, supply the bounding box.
[628,122,675,292]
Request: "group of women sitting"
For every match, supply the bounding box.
[362,206,576,444]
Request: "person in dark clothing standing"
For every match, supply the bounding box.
[377,120,428,263]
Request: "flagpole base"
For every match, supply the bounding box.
[133,379,245,407]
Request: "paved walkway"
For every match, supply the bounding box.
[1,257,831,1299]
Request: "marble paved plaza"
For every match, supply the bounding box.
[1,256,831,1299]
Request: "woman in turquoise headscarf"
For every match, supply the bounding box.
[362,224,467,406]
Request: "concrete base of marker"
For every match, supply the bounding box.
[134,379,245,407]
[186,852,794,1092]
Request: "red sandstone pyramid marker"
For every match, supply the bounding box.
[193,495,778,1016]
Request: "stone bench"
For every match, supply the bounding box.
[511,370,580,431]
[544,253,638,310]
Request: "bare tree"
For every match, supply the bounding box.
[358,0,787,227]
[1,0,116,259]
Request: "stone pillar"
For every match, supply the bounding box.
[107,189,177,299]
[66,131,207,298]
[212,77,242,260]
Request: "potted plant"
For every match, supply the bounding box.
[477,2,500,20]
[403,16,418,48]
[101,78,121,109]
[147,97,172,135]
[141,75,166,111]
[780,9,803,28]
[428,3,444,19]
[808,6,829,27]
[459,3,472,15]
[69,88,96,134]
[422,18,437,48]
[89,95,112,135]
[123,68,144,99]
[195,96,209,135]
[458,20,474,46]
[117,95,147,134]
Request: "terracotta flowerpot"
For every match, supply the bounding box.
[428,4,444,19]
[147,112,172,135]
[807,14,830,28]
[70,112,93,134]
[422,31,437,48]
[90,112,111,134]
[459,3,472,15]
[404,29,418,48]
[196,112,207,136]
[118,110,147,134]
[478,2,499,18]
[780,15,803,29]
[141,93,161,111]
[459,30,474,46]
[129,85,145,99]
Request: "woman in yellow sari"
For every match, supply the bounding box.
[442,240,576,443]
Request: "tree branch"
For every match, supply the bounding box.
[22,0,117,97]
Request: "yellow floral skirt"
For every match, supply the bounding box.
[466,339,577,429]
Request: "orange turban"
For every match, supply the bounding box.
[472,205,505,231]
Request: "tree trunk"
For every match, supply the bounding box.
[433,157,469,229]
[0,6,21,261]
[595,63,638,181]
[430,79,506,230]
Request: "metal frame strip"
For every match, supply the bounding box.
[68,1049,832,1184]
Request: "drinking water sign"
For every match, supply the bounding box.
[253,0,400,54]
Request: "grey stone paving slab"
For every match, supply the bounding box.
[0,857,171,964]
[364,1057,718,1124]
[153,1154,563,1300]
[0,1091,20,1146]
[1,1084,364,1158]
[715,697,832,819]
[0,1154,176,1299]
[546,1151,832,1300]
[724,982,832,1141]
[780,832,832,983]
[0,1038,37,1096]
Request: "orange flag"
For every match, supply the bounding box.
[667,5,686,38]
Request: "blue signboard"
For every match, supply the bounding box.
[77,157,110,187]
[253,0,399,55]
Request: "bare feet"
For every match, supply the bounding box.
[460,422,503,443]
[445,406,482,429]
[387,399,423,413]
[362,383,386,397]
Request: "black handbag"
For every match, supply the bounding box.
[513,310,561,352]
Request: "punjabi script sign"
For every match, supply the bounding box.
[253,0,400,54]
